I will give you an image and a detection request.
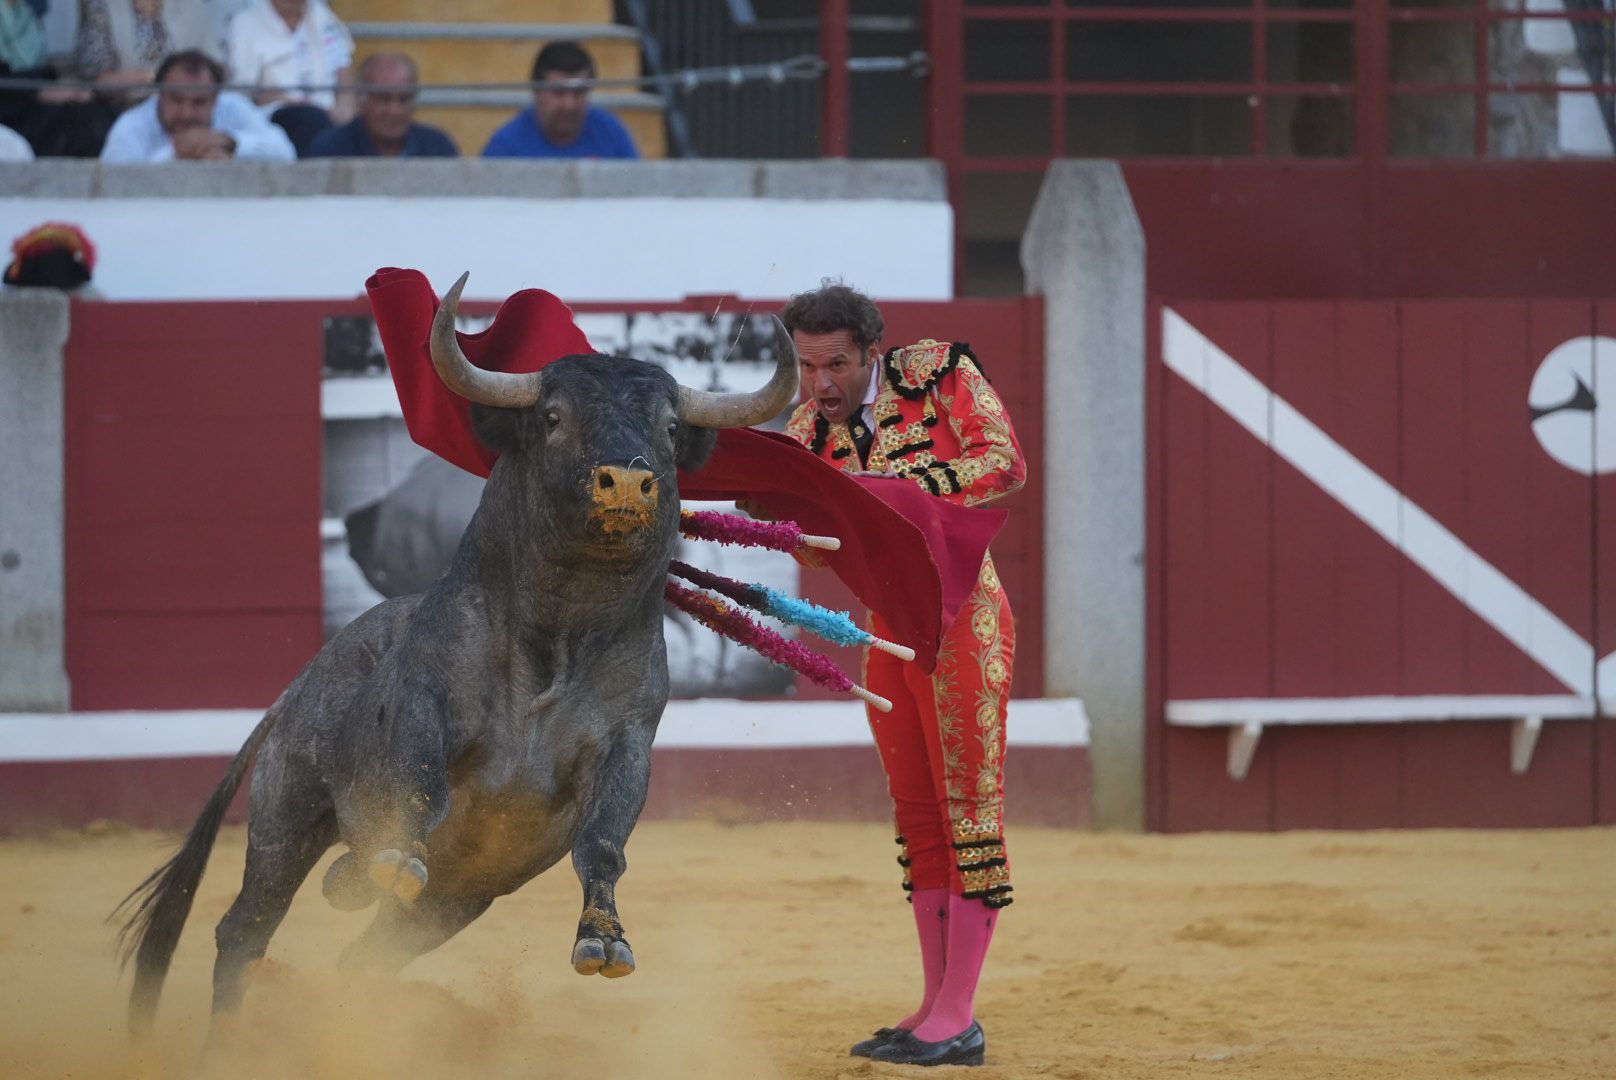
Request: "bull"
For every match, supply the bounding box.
[114,272,799,1030]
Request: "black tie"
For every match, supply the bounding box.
[848,415,874,468]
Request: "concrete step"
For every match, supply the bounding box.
[333,0,613,24]
[349,23,643,87]
[413,91,666,159]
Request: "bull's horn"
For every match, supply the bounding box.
[675,315,799,429]
[429,272,543,408]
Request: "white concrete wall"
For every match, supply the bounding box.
[0,160,952,302]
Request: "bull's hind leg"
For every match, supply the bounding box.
[212,811,335,1014]
[350,682,453,906]
[338,895,492,974]
[570,733,653,979]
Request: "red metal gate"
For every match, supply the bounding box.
[1151,298,1616,831]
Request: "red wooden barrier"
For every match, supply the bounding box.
[1154,298,1612,831]
[61,295,1045,710]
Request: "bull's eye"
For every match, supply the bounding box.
[666,420,678,438]
[545,410,561,430]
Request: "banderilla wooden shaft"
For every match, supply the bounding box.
[850,683,893,713]
[867,635,916,662]
[798,533,842,551]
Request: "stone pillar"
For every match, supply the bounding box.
[1020,161,1146,830]
[0,288,71,710]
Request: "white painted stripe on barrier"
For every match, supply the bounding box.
[1166,694,1596,726]
[1162,308,1596,697]
[0,698,1089,762]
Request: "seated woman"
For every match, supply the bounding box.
[226,0,353,156]
[75,0,222,106]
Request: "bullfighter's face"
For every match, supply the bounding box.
[793,328,879,426]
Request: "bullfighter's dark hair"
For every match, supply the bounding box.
[155,49,225,86]
[778,280,885,352]
[532,41,596,82]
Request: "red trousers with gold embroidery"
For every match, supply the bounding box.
[865,554,1015,907]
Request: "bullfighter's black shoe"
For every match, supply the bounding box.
[850,1027,903,1057]
[868,1021,986,1067]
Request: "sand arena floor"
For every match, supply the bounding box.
[0,820,1612,1079]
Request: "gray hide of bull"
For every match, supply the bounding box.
[113,273,799,1032]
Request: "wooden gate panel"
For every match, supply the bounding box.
[1272,725,1404,829]
[1161,302,1275,830]
[1396,303,1471,695]
[1155,298,1606,829]
[1269,303,1343,699]
[1459,302,1541,695]
[1267,304,1405,829]
[1595,300,1616,825]
[1330,304,1405,697]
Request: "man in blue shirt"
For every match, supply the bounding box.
[307,53,458,158]
[481,40,638,160]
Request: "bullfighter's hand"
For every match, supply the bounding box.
[735,497,775,521]
[792,547,828,571]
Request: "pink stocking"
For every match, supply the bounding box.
[894,889,949,1030]
[909,895,998,1041]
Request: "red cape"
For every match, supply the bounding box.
[365,267,1006,671]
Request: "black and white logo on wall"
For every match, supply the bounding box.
[1529,336,1616,476]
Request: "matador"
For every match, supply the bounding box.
[777,282,1025,1068]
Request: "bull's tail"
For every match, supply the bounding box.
[111,704,280,1035]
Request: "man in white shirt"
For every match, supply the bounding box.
[100,49,295,163]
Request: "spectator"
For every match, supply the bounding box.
[306,52,456,158]
[0,120,33,159]
[226,0,352,155]
[1,0,114,156]
[2,0,48,76]
[100,47,294,161]
[482,40,637,159]
[75,0,222,100]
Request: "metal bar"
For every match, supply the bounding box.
[972,6,1357,23]
[1473,0,1488,158]
[1386,6,1614,20]
[964,81,1356,96]
[1253,0,1269,156]
[924,0,966,294]
[819,0,851,157]
[1361,0,1389,295]
[1388,82,1608,93]
[1051,10,1067,157]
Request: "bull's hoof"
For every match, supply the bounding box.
[572,937,636,977]
[321,852,376,911]
[572,937,607,975]
[367,849,428,906]
[602,940,636,978]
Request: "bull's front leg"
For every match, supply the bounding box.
[569,729,653,978]
[340,678,452,908]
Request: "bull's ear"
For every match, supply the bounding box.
[470,402,528,452]
[675,423,717,471]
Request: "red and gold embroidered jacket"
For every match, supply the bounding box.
[784,339,1026,507]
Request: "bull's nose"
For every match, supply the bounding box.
[590,465,659,532]
[594,464,656,498]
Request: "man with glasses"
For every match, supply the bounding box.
[306,52,457,158]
